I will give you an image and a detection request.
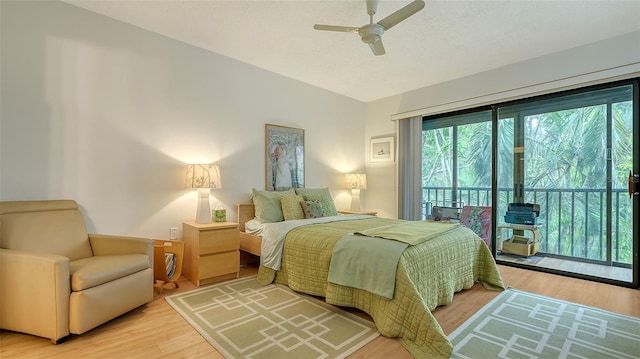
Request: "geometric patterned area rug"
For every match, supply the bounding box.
[449,288,640,359]
[165,276,379,359]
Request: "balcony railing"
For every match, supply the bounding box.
[422,186,633,265]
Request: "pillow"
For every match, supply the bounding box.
[280,194,305,221]
[295,188,338,216]
[300,200,324,219]
[252,188,295,223]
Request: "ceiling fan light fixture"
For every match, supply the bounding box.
[362,34,380,43]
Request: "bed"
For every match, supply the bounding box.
[236,201,504,358]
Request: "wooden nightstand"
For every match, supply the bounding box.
[183,221,239,287]
[338,209,378,216]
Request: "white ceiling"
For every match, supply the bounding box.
[64,0,640,102]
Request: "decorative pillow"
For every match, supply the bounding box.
[300,200,324,219]
[280,194,305,221]
[252,188,295,223]
[295,188,338,216]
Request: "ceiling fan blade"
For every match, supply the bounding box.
[370,39,385,56]
[377,0,425,31]
[313,24,360,33]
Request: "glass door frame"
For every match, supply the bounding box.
[632,78,639,287]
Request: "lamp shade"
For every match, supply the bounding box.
[185,164,222,189]
[345,173,367,190]
[186,163,221,223]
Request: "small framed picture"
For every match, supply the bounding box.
[370,136,395,163]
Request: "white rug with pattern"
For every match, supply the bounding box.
[450,288,640,358]
[165,276,379,359]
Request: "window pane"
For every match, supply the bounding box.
[422,110,492,212]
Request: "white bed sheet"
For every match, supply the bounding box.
[256,214,372,271]
[244,218,265,237]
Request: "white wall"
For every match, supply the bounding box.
[364,31,640,218]
[0,1,367,239]
[3,2,639,236]
[362,96,403,219]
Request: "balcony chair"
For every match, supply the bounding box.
[0,200,154,343]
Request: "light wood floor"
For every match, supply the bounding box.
[1,265,639,359]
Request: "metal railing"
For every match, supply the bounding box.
[422,186,633,265]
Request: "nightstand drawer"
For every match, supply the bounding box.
[199,228,239,254]
[199,252,239,278]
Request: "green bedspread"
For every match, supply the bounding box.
[329,221,462,300]
[355,220,461,245]
[257,217,504,358]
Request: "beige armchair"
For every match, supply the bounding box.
[0,200,154,343]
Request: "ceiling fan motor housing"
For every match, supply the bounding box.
[359,24,384,44]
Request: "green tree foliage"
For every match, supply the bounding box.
[422,94,634,265]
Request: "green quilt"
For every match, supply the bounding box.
[328,233,408,299]
[257,218,505,358]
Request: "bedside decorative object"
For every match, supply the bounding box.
[185,163,222,223]
[345,173,367,212]
[213,204,226,222]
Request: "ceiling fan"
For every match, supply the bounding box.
[314,0,425,56]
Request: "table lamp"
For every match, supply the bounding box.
[185,163,222,223]
[346,173,367,212]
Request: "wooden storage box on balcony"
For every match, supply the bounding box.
[501,235,540,257]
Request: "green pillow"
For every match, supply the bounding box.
[300,200,324,219]
[280,194,305,221]
[295,188,337,216]
[252,188,295,223]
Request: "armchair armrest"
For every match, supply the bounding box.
[0,248,71,343]
[89,234,153,266]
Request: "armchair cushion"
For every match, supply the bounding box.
[89,234,153,267]
[70,254,150,291]
[1,209,92,261]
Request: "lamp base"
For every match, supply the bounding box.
[350,189,362,212]
[195,188,212,223]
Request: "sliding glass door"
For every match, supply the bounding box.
[422,79,638,287]
[497,83,636,284]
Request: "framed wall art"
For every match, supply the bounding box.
[265,124,305,191]
[370,136,395,163]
